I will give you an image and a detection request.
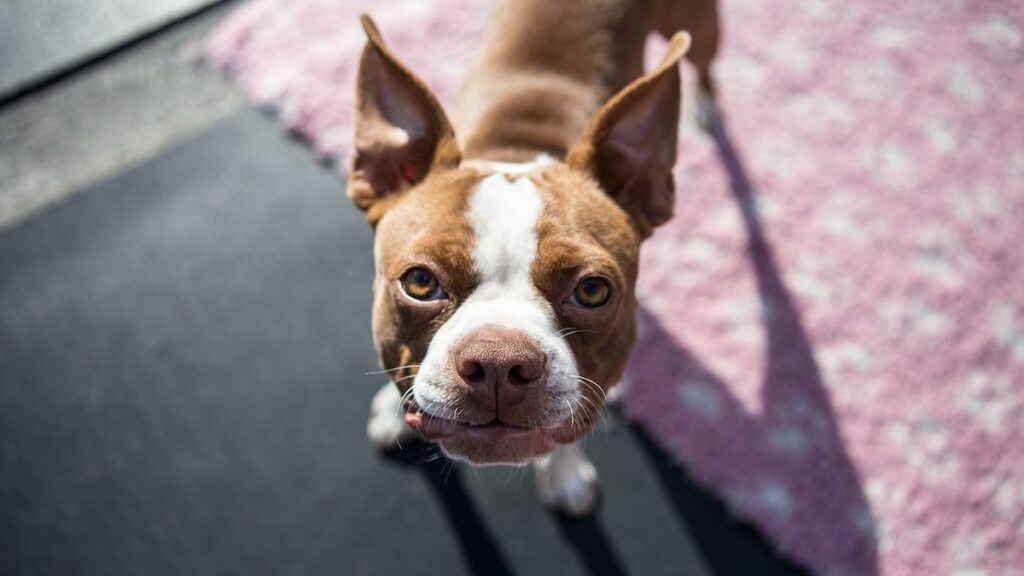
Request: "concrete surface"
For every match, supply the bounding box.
[0,0,223,98]
[0,2,243,231]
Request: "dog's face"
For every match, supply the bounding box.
[371,164,640,464]
[350,18,688,465]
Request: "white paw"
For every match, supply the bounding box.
[604,377,627,408]
[534,444,599,516]
[367,382,416,450]
[696,89,722,134]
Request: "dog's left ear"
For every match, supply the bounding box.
[568,32,691,238]
[349,15,461,225]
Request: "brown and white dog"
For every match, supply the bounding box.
[351,0,719,515]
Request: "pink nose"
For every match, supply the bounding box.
[453,326,546,414]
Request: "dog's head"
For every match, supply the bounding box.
[350,17,689,465]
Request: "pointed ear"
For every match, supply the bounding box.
[348,15,461,225]
[567,32,690,238]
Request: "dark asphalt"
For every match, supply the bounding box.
[0,110,805,575]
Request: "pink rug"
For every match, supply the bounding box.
[204,1,1024,574]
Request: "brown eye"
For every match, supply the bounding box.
[401,268,444,301]
[572,277,611,308]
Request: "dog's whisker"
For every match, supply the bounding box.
[395,386,415,416]
[393,374,419,385]
[576,375,607,398]
[441,458,457,484]
[392,386,419,449]
[576,401,593,421]
[574,375,608,403]
[364,364,421,375]
[576,395,605,434]
[393,389,416,447]
[420,448,444,464]
[584,396,612,439]
[581,392,602,413]
[557,328,595,340]
[575,390,605,422]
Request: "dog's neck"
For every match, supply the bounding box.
[452,0,653,163]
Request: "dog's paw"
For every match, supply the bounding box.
[367,382,416,450]
[604,377,627,408]
[695,89,722,134]
[535,444,599,517]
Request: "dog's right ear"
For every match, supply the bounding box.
[348,15,461,225]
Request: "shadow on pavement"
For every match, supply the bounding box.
[620,121,877,574]
[381,441,515,576]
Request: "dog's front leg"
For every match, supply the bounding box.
[534,442,599,516]
[367,382,416,450]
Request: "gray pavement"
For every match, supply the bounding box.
[0,1,242,231]
[0,0,222,98]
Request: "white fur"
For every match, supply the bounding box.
[470,174,543,293]
[367,381,416,449]
[604,375,627,407]
[534,442,599,516]
[412,170,579,426]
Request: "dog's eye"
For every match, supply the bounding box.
[572,277,611,308]
[401,268,444,301]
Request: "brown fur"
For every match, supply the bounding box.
[350,0,720,423]
[453,0,717,162]
[370,168,481,391]
[532,165,641,421]
[349,16,462,226]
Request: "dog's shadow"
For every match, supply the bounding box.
[380,442,517,576]
[383,440,628,576]
[619,123,879,574]
[380,123,878,576]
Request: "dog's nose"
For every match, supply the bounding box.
[453,326,546,412]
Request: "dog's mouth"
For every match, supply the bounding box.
[404,411,586,442]
[404,411,591,465]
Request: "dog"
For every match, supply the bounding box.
[350,0,719,515]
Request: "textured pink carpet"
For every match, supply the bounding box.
[204,1,1024,574]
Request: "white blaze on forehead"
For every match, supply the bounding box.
[412,168,579,425]
[469,173,543,292]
